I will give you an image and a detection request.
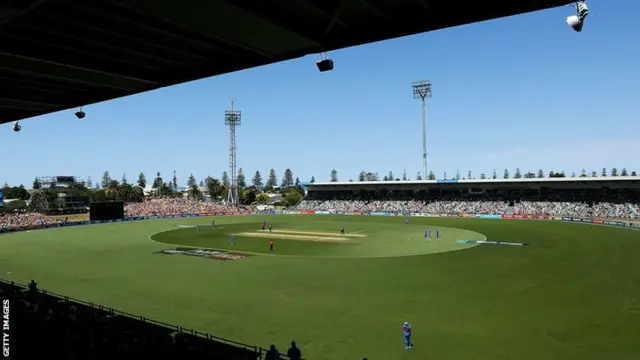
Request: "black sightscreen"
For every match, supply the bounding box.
[89,201,124,221]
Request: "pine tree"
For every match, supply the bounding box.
[237,168,246,189]
[172,170,178,190]
[266,169,277,189]
[416,172,422,180]
[428,171,435,180]
[310,176,316,183]
[282,169,294,187]
[514,168,522,178]
[537,169,544,178]
[152,172,163,188]
[492,169,498,179]
[137,173,146,188]
[480,173,486,179]
[187,174,197,187]
[101,171,112,188]
[121,173,128,185]
[503,169,509,179]
[330,169,338,182]
[621,168,629,176]
[221,171,230,187]
[359,171,366,181]
[252,171,263,188]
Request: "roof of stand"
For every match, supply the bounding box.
[0,0,574,124]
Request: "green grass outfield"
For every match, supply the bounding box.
[0,215,638,360]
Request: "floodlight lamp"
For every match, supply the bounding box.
[566,1,588,32]
[316,52,334,72]
[12,121,21,132]
[75,110,86,119]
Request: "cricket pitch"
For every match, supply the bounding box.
[236,229,361,243]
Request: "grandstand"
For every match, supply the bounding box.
[297,177,640,219]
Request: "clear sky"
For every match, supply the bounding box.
[4,0,638,187]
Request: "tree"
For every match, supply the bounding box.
[611,168,618,177]
[492,169,497,179]
[205,177,222,199]
[621,168,629,176]
[256,193,271,204]
[364,172,377,181]
[187,185,203,200]
[387,171,394,181]
[455,169,461,181]
[467,170,472,179]
[330,169,338,182]
[86,176,92,188]
[101,171,112,189]
[514,168,522,178]
[310,176,315,184]
[266,169,278,189]
[152,172,163,188]
[632,171,638,176]
[359,171,366,182]
[282,169,294,187]
[295,177,300,186]
[524,172,536,178]
[172,170,178,191]
[416,172,422,180]
[32,178,41,190]
[383,175,389,181]
[402,170,407,181]
[221,171,230,187]
[580,169,587,177]
[137,173,146,188]
[187,174,197,187]
[571,172,576,178]
[591,171,597,177]
[284,189,302,207]
[601,168,607,177]
[241,188,257,205]
[503,169,509,179]
[252,171,263,188]
[121,173,128,185]
[480,173,486,179]
[427,171,435,180]
[199,180,204,187]
[237,168,246,189]
[537,169,544,178]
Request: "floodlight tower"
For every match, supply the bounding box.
[225,101,241,205]
[412,80,432,179]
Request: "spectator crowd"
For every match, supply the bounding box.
[124,198,241,217]
[294,197,640,219]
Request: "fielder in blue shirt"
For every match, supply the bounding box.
[403,321,413,349]
[436,228,440,239]
[424,228,429,239]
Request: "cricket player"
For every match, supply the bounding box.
[269,224,273,232]
[196,225,200,232]
[212,220,215,228]
[345,216,349,224]
[262,217,266,230]
[269,240,274,252]
[340,228,345,235]
[405,217,409,225]
[403,321,413,349]
[436,228,440,240]
[230,234,235,246]
[423,228,429,239]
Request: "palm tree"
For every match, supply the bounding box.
[187,185,203,200]
[104,180,121,200]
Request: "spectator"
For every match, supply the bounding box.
[265,344,281,360]
[287,340,302,360]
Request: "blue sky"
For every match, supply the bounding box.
[4,0,639,187]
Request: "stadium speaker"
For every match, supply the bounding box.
[75,110,86,119]
[316,59,334,72]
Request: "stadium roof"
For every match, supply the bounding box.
[311,177,640,187]
[1,0,574,124]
